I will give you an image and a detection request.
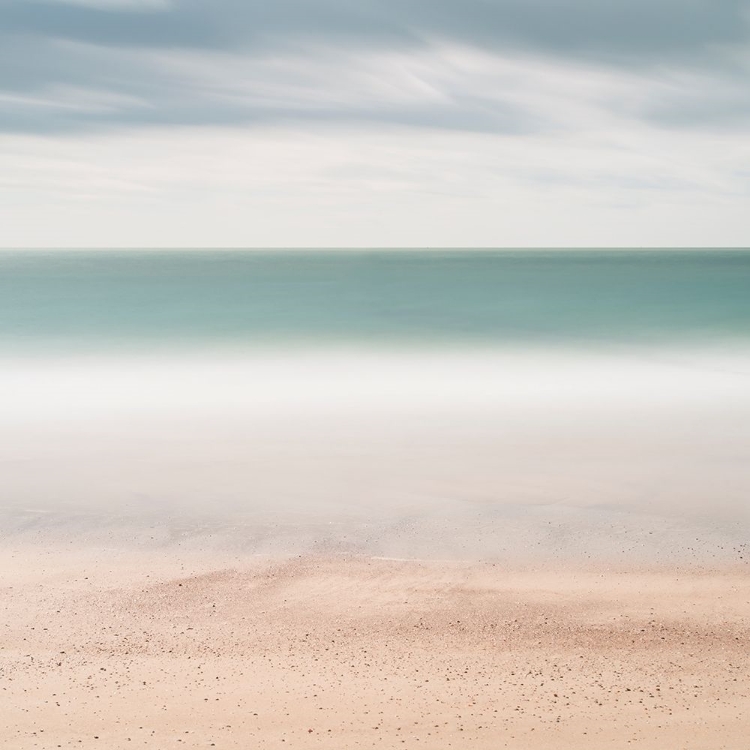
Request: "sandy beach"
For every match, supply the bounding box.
[2,544,749,750]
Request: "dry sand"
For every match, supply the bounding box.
[2,546,749,750]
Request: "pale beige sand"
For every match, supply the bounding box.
[2,546,749,750]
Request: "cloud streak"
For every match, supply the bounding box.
[5,0,749,57]
[1,0,749,134]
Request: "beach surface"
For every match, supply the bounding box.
[2,544,749,750]
[2,251,750,748]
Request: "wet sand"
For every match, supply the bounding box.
[2,546,749,750]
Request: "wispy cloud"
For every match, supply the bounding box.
[1,1,749,134]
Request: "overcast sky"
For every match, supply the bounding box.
[1,0,749,247]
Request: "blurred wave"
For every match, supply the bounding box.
[2,249,749,562]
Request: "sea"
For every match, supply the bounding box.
[1,249,749,564]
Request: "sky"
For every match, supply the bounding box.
[1,0,749,247]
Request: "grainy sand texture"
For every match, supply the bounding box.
[2,545,749,750]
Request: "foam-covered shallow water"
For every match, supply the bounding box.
[1,348,749,566]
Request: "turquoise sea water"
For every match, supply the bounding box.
[1,249,749,351]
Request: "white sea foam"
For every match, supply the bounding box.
[1,347,748,562]
[1,347,749,422]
